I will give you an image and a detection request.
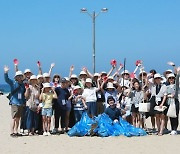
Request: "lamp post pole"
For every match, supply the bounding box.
[81,8,108,74]
[92,11,96,73]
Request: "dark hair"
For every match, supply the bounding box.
[53,74,61,83]
[132,80,141,91]
[107,96,115,103]
[150,69,157,75]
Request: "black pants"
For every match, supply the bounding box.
[170,99,179,131]
[20,106,27,130]
[54,105,66,129]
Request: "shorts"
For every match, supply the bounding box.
[11,105,23,119]
[42,108,52,117]
[86,102,97,116]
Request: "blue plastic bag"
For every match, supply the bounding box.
[68,112,95,137]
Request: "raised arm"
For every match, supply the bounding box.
[48,63,55,76]
[107,66,115,77]
[69,65,74,78]
[4,66,13,86]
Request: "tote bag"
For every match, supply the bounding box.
[139,102,150,112]
[167,99,177,118]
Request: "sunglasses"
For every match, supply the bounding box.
[169,77,175,79]
[123,73,129,75]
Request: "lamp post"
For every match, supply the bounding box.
[81,8,108,73]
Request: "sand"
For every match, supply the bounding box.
[0,95,180,154]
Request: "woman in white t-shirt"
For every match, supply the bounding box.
[82,78,100,118]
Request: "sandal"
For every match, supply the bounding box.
[15,133,23,137]
[158,133,163,136]
[10,133,17,137]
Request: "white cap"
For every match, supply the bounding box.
[37,74,43,79]
[73,85,81,90]
[24,69,32,74]
[70,74,78,79]
[79,71,87,75]
[43,73,50,78]
[43,83,51,88]
[154,73,162,79]
[167,73,175,79]
[64,77,70,81]
[121,70,130,75]
[106,82,115,89]
[29,75,37,80]
[94,73,99,77]
[85,78,92,83]
[107,76,114,80]
[14,71,23,78]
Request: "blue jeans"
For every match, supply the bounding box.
[26,107,38,130]
[74,110,84,123]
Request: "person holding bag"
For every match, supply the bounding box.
[166,69,180,135]
[25,75,40,135]
[149,73,167,136]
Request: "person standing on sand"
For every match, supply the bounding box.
[4,66,26,137]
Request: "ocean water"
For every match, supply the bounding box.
[0,84,11,93]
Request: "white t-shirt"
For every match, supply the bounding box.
[82,87,97,102]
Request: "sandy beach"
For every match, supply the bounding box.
[0,95,180,154]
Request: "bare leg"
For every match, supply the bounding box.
[151,116,156,129]
[11,119,16,134]
[42,116,47,132]
[137,113,141,128]
[47,117,51,132]
[155,114,160,133]
[14,118,20,134]
[160,114,165,135]
[132,113,136,127]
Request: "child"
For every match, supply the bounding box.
[104,96,122,122]
[70,85,87,123]
[39,83,57,136]
[82,78,100,118]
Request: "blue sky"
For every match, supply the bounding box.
[0,0,180,83]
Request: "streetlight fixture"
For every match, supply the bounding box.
[81,8,108,73]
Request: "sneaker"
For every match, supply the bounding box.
[20,129,24,133]
[52,129,58,134]
[47,132,51,136]
[170,130,177,135]
[43,132,47,136]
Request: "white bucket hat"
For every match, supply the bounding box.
[29,75,37,80]
[154,73,162,79]
[43,73,50,78]
[93,73,99,77]
[14,71,23,78]
[70,74,78,79]
[43,83,51,88]
[165,69,173,74]
[106,82,115,89]
[24,69,32,74]
[121,70,130,75]
[107,76,114,80]
[167,73,175,79]
[85,78,92,83]
[37,74,43,79]
[79,71,87,76]
[73,85,81,90]
[101,71,107,75]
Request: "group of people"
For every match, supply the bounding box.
[4,59,180,137]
